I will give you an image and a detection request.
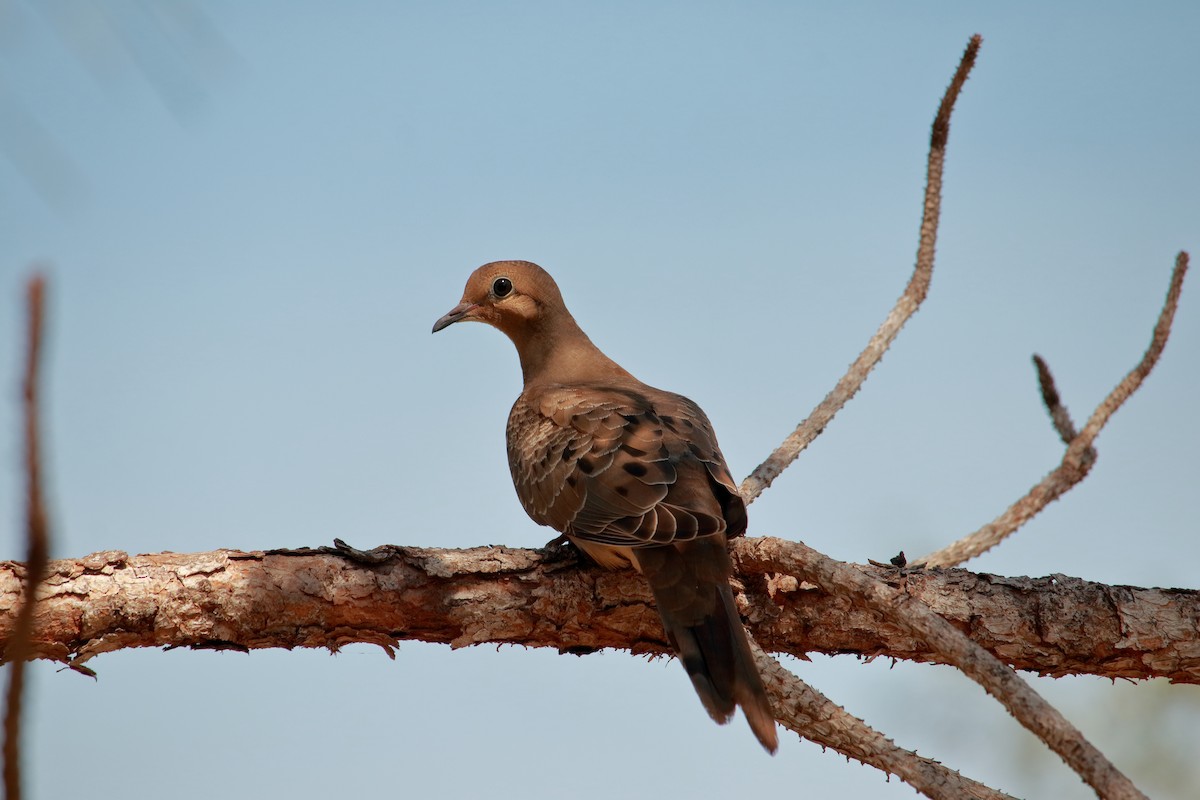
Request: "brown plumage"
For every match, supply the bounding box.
[433,260,778,753]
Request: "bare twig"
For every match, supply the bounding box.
[754,646,1015,800]
[1032,355,1081,446]
[918,252,1189,568]
[740,34,981,503]
[739,538,1148,800]
[1033,355,1097,476]
[1078,252,1188,440]
[3,276,51,800]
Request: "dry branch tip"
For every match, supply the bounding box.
[1032,354,1060,412]
[931,35,982,150]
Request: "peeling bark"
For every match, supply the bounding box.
[1,539,1195,685]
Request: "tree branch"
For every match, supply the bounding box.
[3,275,51,800]
[756,648,1016,800]
[918,251,1189,568]
[3,542,1196,686]
[1032,354,1089,451]
[738,539,1147,800]
[740,34,981,503]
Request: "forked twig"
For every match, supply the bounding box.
[740,34,981,504]
[1033,355,1084,448]
[3,276,52,800]
[752,645,1015,800]
[739,538,1148,800]
[917,252,1189,568]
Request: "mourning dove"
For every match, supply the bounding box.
[433,260,778,753]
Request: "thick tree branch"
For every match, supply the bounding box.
[0,541,1036,797]
[3,541,1196,686]
[739,540,1146,800]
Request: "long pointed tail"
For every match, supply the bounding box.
[635,538,778,754]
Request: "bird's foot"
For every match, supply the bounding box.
[538,534,582,566]
[325,538,402,565]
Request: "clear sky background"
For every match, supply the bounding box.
[2,3,1198,798]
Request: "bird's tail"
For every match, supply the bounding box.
[634,539,779,754]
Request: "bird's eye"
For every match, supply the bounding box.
[492,277,513,298]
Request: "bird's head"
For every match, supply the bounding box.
[432,260,567,340]
[433,260,629,385]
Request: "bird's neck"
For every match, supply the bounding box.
[511,313,635,387]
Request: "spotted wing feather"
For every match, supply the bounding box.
[507,385,744,548]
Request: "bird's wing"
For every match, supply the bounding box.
[507,384,744,548]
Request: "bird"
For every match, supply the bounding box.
[432,260,778,753]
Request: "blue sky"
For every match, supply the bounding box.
[2,3,1199,798]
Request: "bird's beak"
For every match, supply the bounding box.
[432,301,479,333]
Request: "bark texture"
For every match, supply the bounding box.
[1,538,1196,684]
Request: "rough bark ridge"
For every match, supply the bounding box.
[3,540,1196,686]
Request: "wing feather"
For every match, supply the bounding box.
[507,384,744,549]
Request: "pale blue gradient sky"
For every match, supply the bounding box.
[2,3,1199,799]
